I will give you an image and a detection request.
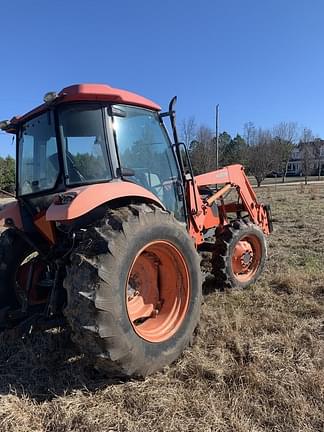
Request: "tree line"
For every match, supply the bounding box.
[181,118,322,186]
[0,156,15,194]
[0,120,322,194]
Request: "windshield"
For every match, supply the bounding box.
[18,111,60,195]
[112,105,184,219]
[59,105,112,184]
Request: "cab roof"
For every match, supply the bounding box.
[8,83,161,129]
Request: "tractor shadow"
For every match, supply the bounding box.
[199,250,225,295]
[0,274,222,403]
[202,273,225,295]
[0,327,127,402]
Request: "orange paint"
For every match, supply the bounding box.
[33,212,56,244]
[46,181,165,222]
[59,84,161,111]
[10,83,161,126]
[232,236,262,283]
[193,164,271,236]
[126,240,190,343]
[202,207,221,230]
[0,200,23,229]
[206,184,232,206]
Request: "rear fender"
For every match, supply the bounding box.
[46,181,165,222]
[0,200,23,229]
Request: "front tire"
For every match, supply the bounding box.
[64,204,202,378]
[212,221,267,289]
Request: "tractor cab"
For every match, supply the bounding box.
[6,84,186,221]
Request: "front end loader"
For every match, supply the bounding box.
[0,84,272,377]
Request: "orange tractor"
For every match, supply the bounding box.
[0,84,272,377]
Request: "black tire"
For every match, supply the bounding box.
[63,204,202,378]
[0,229,32,308]
[212,220,267,289]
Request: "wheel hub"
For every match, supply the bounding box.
[232,240,254,274]
[241,249,253,268]
[126,241,190,343]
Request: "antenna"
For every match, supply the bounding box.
[215,104,220,169]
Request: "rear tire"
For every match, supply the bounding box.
[212,220,267,289]
[0,229,32,308]
[63,204,202,378]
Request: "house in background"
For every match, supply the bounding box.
[286,140,324,176]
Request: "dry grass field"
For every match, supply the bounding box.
[0,185,323,432]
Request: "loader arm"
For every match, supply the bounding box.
[188,164,272,244]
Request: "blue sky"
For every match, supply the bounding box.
[0,0,323,156]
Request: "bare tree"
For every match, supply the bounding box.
[189,125,214,174]
[272,122,298,182]
[244,122,257,146]
[299,128,315,185]
[312,138,323,180]
[246,128,277,187]
[180,116,197,148]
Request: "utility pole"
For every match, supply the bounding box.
[215,104,220,169]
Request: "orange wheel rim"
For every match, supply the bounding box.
[126,241,190,343]
[232,235,261,283]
